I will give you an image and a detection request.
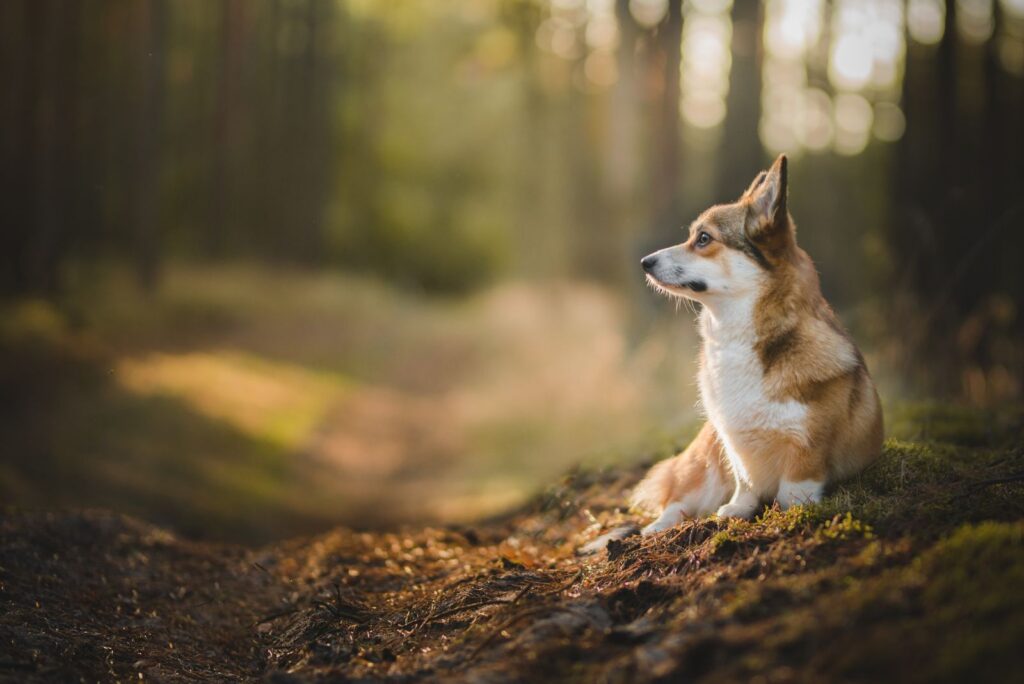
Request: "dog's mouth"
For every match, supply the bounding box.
[645,273,708,296]
[684,279,708,292]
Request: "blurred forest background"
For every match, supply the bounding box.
[1,0,1022,543]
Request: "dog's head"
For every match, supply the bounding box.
[642,154,795,304]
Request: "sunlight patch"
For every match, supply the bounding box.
[116,350,346,449]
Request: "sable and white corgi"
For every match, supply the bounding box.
[633,154,883,533]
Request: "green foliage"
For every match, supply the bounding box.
[324,2,524,292]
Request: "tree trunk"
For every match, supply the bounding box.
[211,0,244,259]
[651,0,683,231]
[133,0,166,292]
[717,0,762,199]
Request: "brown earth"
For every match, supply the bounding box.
[2,404,1024,683]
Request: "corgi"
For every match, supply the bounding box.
[633,154,883,533]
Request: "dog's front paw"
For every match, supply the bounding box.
[641,503,686,535]
[777,479,824,510]
[641,519,674,535]
[716,502,757,520]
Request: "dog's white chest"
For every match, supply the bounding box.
[698,336,807,441]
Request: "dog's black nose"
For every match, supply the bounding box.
[641,254,659,272]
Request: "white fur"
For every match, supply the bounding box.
[641,502,686,535]
[696,262,802,437]
[777,478,824,509]
[716,486,760,520]
[698,288,807,504]
[645,245,760,301]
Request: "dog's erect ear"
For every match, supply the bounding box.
[740,170,767,201]
[745,154,788,237]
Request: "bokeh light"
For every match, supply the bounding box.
[957,0,995,45]
[907,0,946,45]
[583,0,620,87]
[629,0,668,28]
[764,0,825,60]
[834,92,874,155]
[1003,0,1024,19]
[585,7,619,51]
[873,102,907,142]
[761,0,824,155]
[997,1,1024,75]
[830,33,874,91]
[760,0,907,156]
[679,0,733,129]
[828,0,905,94]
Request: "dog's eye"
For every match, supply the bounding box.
[696,231,711,248]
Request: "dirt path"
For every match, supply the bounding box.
[3,406,1024,682]
[0,510,282,680]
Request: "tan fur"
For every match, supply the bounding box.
[635,154,883,527]
[631,422,728,513]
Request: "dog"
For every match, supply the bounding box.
[632,154,883,533]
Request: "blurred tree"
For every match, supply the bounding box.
[717,0,763,199]
[893,0,1024,401]
[651,0,684,234]
[211,0,244,259]
[132,0,166,292]
[1,0,80,294]
[2,0,1022,401]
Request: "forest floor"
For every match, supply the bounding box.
[2,403,1024,683]
[0,265,700,543]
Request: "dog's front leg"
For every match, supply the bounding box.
[716,478,760,519]
[776,444,825,510]
[777,479,824,509]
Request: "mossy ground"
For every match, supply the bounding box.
[2,403,1023,682]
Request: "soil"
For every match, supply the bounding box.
[2,404,1024,683]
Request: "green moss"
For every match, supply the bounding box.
[828,522,1024,682]
[818,512,875,541]
[918,522,1024,669]
[813,430,1024,539]
[886,401,1024,448]
[658,406,1024,681]
[709,527,745,556]
[851,539,885,568]
[755,504,826,532]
